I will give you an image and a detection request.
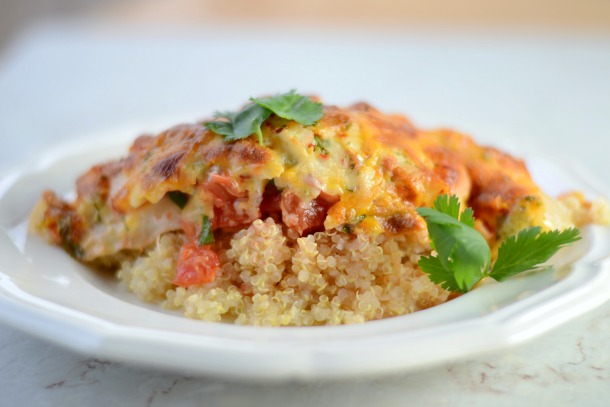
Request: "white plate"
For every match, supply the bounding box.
[1,124,610,380]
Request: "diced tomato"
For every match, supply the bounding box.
[203,174,254,228]
[212,204,253,229]
[173,242,220,287]
[317,191,340,207]
[260,181,282,217]
[203,174,244,205]
[280,192,338,235]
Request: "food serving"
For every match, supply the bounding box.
[29,91,609,326]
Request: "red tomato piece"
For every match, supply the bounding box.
[280,192,337,236]
[204,174,245,205]
[260,181,282,217]
[173,242,220,287]
[203,174,254,229]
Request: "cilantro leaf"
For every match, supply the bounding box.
[418,255,461,292]
[489,227,580,281]
[204,104,271,145]
[204,111,236,138]
[198,215,215,246]
[432,194,461,220]
[204,120,234,138]
[213,111,237,121]
[459,207,476,228]
[231,104,271,145]
[417,195,491,293]
[251,90,323,125]
[204,90,323,145]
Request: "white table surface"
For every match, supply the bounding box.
[0,23,609,406]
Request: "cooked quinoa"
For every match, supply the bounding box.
[118,218,450,326]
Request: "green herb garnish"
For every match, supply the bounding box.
[205,105,271,145]
[489,227,581,282]
[340,214,366,234]
[198,215,215,246]
[416,194,581,293]
[204,90,324,145]
[251,90,324,125]
[168,191,190,209]
[313,135,329,155]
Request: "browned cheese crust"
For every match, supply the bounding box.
[31,102,543,263]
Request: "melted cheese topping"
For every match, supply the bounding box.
[32,100,580,263]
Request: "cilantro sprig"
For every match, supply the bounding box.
[204,90,324,145]
[417,195,581,293]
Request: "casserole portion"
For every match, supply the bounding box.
[30,96,609,325]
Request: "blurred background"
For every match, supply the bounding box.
[1,0,610,49]
[0,1,609,171]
